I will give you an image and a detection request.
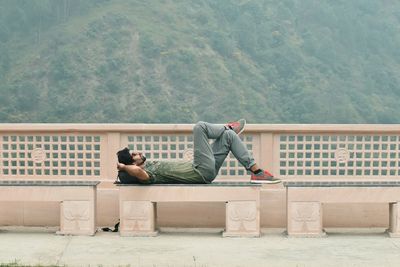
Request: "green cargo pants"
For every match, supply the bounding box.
[192,121,256,182]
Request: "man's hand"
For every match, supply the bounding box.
[117,163,150,181]
[117,162,125,171]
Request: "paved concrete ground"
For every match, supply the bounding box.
[0,227,400,267]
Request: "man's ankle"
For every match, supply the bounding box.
[252,169,263,174]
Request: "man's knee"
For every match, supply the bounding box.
[221,129,237,144]
[224,128,236,138]
[193,121,206,132]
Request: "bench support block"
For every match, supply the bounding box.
[287,201,325,237]
[388,202,400,237]
[120,201,158,237]
[58,200,96,236]
[223,201,260,237]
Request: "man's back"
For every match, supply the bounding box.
[143,160,207,184]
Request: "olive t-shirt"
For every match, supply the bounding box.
[142,160,207,184]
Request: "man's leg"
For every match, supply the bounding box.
[212,129,256,175]
[192,121,227,182]
[193,121,281,184]
[212,130,281,184]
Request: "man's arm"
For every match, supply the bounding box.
[117,163,150,181]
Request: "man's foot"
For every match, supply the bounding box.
[226,119,246,135]
[250,170,281,184]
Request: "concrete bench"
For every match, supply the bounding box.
[117,182,261,237]
[284,181,400,237]
[0,180,99,236]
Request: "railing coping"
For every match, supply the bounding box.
[283,181,400,187]
[0,180,100,186]
[115,182,261,187]
[0,124,400,133]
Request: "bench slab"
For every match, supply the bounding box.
[117,182,261,237]
[284,181,400,237]
[0,180,99,236]
[118,183,260,203]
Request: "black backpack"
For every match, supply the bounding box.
[102,221,120,232]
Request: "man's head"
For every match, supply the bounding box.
[117,147,146,166]
[131,151,146,166]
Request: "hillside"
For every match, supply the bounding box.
[1,0,400,123]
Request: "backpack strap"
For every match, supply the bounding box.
[101,220,120,232]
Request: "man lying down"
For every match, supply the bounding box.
[116,120,281,185]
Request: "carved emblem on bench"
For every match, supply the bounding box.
[226,201,257,232]
[291,202,320,233]
[61,201,91,231]
[123,201,154,231]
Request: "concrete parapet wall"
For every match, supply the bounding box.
[0,187,388,228]
[0,123,395,228]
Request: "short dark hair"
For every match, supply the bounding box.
[117,147,133,165]
[116,147,139,184]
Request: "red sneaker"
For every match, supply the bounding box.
[226,119,246,135]
[251,170,281,184]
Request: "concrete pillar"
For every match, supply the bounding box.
[120,200,158,237]
[223,201,260,237]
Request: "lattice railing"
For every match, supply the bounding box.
[1,124,400,181]
[0,134,102,177]
[277,134,400,178]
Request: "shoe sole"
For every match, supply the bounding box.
[237,119,246,135]
[250,180,282,184]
